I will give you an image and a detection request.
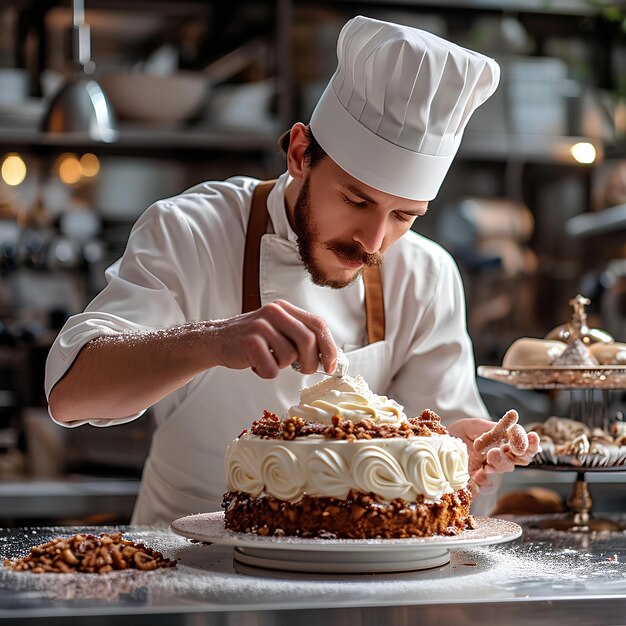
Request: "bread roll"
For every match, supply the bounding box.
[493,487,564,515]
[502,338,566,367]
[589,342,626,365]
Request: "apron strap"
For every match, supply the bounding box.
[242,180,385,343]
[362,265,385,344]
[242,180,275,315]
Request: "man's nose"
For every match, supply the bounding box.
[352,215,386,254]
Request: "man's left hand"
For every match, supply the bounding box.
[448,410,540,498]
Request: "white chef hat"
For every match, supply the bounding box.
[309,16,500,201]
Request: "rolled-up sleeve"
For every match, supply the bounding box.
[45,200,201,428]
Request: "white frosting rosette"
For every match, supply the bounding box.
[401,440,450,502]
[438,436,470,491]
[225,440,264,496]
[259,445,305,501]
[351,445,413,500]
[307,449,352,499]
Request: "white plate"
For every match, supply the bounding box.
[170,512,521,573]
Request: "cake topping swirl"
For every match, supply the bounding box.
[286,375,407,427]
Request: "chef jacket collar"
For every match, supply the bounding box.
[266,171,299,246]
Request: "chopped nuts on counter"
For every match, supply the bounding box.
[3,532,177,574]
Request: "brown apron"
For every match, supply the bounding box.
[242,180,385,344]
[133,180,390,525]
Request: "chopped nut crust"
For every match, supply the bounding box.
[250,409,448,440]
[223,489,474,539]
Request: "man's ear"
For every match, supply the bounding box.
[286,123,309,180]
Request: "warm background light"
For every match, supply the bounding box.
[1,153,27,186]
[79,153,100,177]
[570,142,596,164]
[56,153,82,185]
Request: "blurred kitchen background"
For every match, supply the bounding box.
[0,0,625,526]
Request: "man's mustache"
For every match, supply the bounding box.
[326,241,383,267]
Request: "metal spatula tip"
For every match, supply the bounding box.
[292,349,349,378]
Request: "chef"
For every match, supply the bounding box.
[45,16,539,525]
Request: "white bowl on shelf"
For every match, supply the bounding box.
[98,71,208,124]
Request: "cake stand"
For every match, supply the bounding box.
[171,511,522,574]
[478,365,626,532]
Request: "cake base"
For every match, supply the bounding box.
[222,489,474,539]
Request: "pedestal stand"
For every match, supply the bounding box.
[530,466,625,532]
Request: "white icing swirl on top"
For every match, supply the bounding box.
[225,434,469,503]
[286,375,407,426]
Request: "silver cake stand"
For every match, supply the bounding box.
[478,365,626,532]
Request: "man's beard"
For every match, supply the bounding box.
[293,176,383,289]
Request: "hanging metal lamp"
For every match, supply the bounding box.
[41,0,117,142]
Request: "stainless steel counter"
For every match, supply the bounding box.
[0,478,139,521]
[1,515,625,625]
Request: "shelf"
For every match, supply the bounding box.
[0,127,280,154]
[458,132,603,164]
[0,127,604,165]
[300,0,605,15]
[566,203,626,237]
[32,0,609,16]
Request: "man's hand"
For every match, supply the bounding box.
[49,299,335,423]
[448,410,540,498]
[211,299,337,379]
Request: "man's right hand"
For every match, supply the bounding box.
[49,299,336,423]
[210,299,337,379]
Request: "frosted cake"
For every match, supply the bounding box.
[222,375,474,539]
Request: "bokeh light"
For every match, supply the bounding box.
[56,153,82,185]
[570,142,596,164]
[1,153,27,186]
[79,153,100,177]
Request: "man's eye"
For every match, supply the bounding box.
[342,194,367,207]
[394,212,417,223]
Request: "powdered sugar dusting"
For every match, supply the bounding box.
[1,519,625,610]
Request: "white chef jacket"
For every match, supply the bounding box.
[45,171,490,525]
